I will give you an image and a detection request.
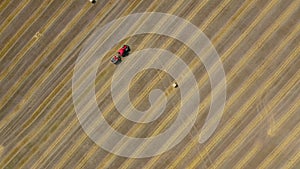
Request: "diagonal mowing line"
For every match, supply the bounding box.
[0,0,31,35]
[192,21,300,155]
[102,0,258,166]
[210,70,300,169]
[170,35,299,169]
[0,0,87,127]
[258,116,300,169]
[187,46,300,168]
[0,0,56,75]
[232,142,263,169]
[0,1,123,168]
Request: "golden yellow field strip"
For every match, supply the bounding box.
[168,1,299,167]
[0,0,56,74]
[232,142,263,169]
[0,0,31,35]
[258,121,300,169]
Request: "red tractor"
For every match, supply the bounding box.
[117,45,131,57]
[111,45,131,64]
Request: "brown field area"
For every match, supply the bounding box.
[0,0,299,168]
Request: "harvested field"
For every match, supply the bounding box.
[0,0,299,168]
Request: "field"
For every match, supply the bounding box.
[0,0,299,168]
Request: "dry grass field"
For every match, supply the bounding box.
[0,0,299,168]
